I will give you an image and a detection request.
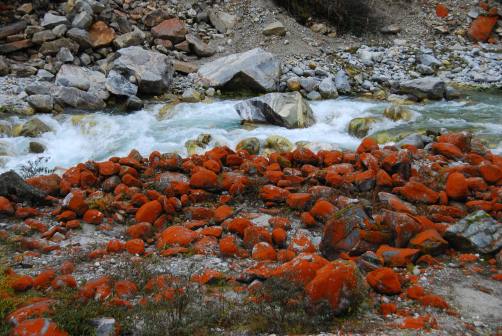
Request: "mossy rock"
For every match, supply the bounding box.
[237,137,260,155]
[348,117,381,138]
[20,118,52,137]
[264,135,293,153]
[185,140,201,155]
[383,105,412,121]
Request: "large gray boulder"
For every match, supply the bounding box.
[444,211,501,254]
[55,65,109,101]
[235,92,314,129]
[105,70,138,97]
[197,48,280,93]
[399,77,446,100]
[54,87,106,110]
[111,46,173,95]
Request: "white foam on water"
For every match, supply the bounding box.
[1,96,501,172]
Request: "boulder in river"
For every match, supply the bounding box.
[105,70,138,97]
[398,77,446,100]
[235,92,314,129]
[111,46,174,95]
[19,118,52,137]
[197,48,281,93]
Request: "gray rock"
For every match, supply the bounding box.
[105,70,138,97]
[299,77,318,92]
[380,24,401,34]
[263,21,286,36]
[399,77,446,100]
[20,118,52,137]
[418,54,441,68]
[306,91,322,100]
[335,69,351,94]
[32,30,57,44]
[91,318,116,336]
[29,141,46,153]
[181,88,203,103]
[318,77,338,99]
[54,87,106,110]
[125,96,143,111]
[444,211,501,254]
[36,69,55,81]
[40,38,79,55]
[185,34,215,58]
[52,24,67,37]
[0,56,10,76]
[26,82,57,96]
[396,134,425,149]
[72,11,93,29]
[235,91,315,129]
[66,28,92,48]
[113,28,145,49]
[198,48,281,93]
[208,10,237,33]
[111,46,173,95]
[10,64,37,77]
[42,13,68,29]
[55,64,91,91]
[416,64,434,75]
[26,95,54,113]
[56,47,74,63]
[0,21,27,40]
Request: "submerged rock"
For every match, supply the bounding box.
[19,118,52,137]
[237,138,261,155]
[348,117,381,138]
[197,48,281,93]
[235,92,314,129]
[444,211,501,254]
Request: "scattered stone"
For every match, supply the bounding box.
[186,34,215,58]
[181,88,203,103]
[105,70,138,97]
[29,141,46,153]
[263,21,286,36]
[26,95,53,113]
[41,13,68,29]
[208,10,237,33]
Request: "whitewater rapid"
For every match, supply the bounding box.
[1,95,501,173]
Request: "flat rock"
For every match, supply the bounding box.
[151,18,187,43]
[399,77,446,100]
[186,34,215,57]
[235,91,314,129]
[26,94,54,113]
[40,38,79,55]
[0,21,27,40]
[208,10,237,33]
[263,21,286,36]
[41,13,68,29]
[198,48,280,93]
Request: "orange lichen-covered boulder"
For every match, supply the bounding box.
[409,229,448,255]
[125,239,145,255]
[213,205,234,223]
[252,242,277,261]
[26,174,61,195]
[83,209,104,225]
[394,182,438,204]
[445,172,468,200]
[366,267,401,295]
[6,299,56,326]
[469,15,498,42]
[190,167,218,190]
[127,222,153,239]
[10,275,34,292]
[135,200,162,223]
[376,245,420,267]
[157,225,199,248]
[0,196,14,216]
[243,226,272,248]
[260,185,290,202]
[357,137,378,154]
[479,163,502,184]
[305,260,367,314]
[286,193,313,210]
[225,218,253,236]
[310,199,337,221]
[272,253,329,285]
[64,190,88,216]
[10,318,68,336]
[219,235,239,257]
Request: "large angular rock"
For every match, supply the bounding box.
[54,87,106,110]
[444,211,501,254]
[26,95,54,113]
[0,40,33,54]
[197,48,280,92]
[111,46,173,95]
[208,10,237,33]
[105,70,138,97]
[20,118,52,137]
[235,92,314,129]
[55,64,109,100]
[399,77,446,100]
[186,34,215,57]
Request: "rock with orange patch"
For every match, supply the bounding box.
[225,217,252,236]
[469,15,498,42]
[125,239,145,255]
[435,3,448,17]
[107,239,125,253]
[409,229,448,255]
[7,299,56,326]
[272,227,287,246]
[10,275,34,292]
[0,196,14,216]
[190,167,218,190]
[301,211,316,227]
[431,143,463,160]
[243,226,272,248]
[394,181,438,204]
[51,275,77,289]
[479,162,502,184]
[375,245,420,267]
[357,137,378,153]
[127,222,152,239]
[260,185,290,202]
[115,280,138,299]
[89,21,116,48]
[252,242,277,261]
[381,209,421,247]
[366,267,401,295]
[310,199,336,221]
[63,190,88,216]
[288,233,316,254]
[380,302,397,316]
[286,193,312,210]
[406,285,425,300]
[135,200,162,223]
[10,318,68,336]
[378,192,417,215]
[437,132,471,152]
[419,294,449,309]
[445,172,468,200]
[272,253,329,285]
[33,270,56,289]
[26,174,61,195]
[83,209,104,225]
[157,225,199,248]
[213,205,233,223]
[219,235,238,257]
[305,260,367,314]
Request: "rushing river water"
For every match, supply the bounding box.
[1,91,501,173]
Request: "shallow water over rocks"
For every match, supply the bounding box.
[1,91,501,172]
